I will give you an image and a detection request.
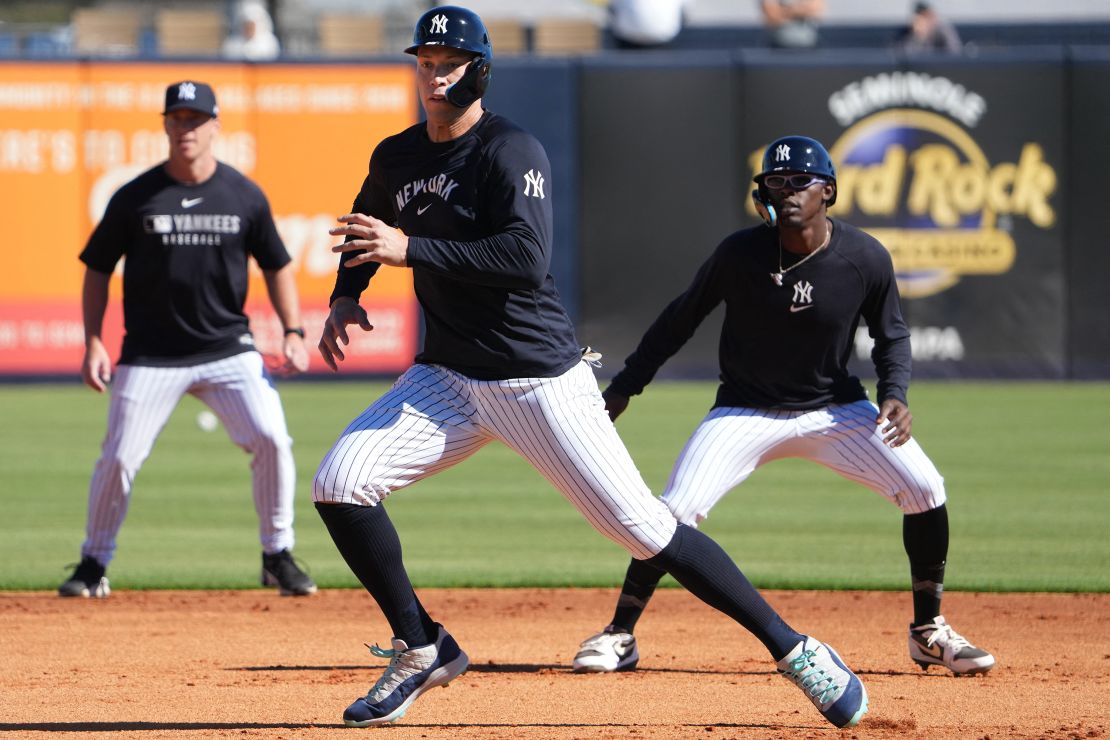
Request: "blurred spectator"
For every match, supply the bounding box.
[896,2,962,54]
[760,0,825,49]
[222,0,280,61]
[608,0,688,50]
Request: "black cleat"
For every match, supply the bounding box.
[58,556,110,598]
[261,549,317,596]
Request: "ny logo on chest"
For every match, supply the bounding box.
[789,280,815,313]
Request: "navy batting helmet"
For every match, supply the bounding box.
[754,135,837,205]
[406,6,492,108]
[406,6,493,59]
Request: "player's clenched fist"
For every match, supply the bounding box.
[330,213,409,268]
[318,296,374,372]
[602,387,630,423]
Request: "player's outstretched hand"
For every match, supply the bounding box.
[318,297,374,372]
[602,387,630,422]
[81,337,112,393]
[330,213,409,268]
[877,398,913,447]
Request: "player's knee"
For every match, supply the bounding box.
[895,480,947,514]
[597,505,677,560]
[244,428,290,456]
[664,498,705,528]
[312,471,390,506]
[612,530,670,560]
[95,450,140,480]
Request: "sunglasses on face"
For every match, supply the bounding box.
[762,174,827,190]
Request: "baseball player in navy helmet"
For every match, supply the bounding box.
[571,135,995,677]
[311,10,867,730]
[59,80,316,599]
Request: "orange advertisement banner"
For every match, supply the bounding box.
[0,61,418,375]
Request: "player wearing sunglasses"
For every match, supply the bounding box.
[571,134,994,679]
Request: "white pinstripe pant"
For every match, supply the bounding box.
[313,361,678,559]
[662,400,947,527]
[82,351,297,564]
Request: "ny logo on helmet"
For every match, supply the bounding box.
[178,82,197,100]
[775,144,791,162]
[431,14,448,34]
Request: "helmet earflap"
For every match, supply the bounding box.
[446,55,492,108]
[751,188,777,227]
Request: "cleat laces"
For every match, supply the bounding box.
[363,642,429,703]
[783,648,842,705]
[925,622,972,652]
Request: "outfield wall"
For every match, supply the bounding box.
[0,61,419,374]
[1,49,1107,379]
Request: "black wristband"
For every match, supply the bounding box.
[283,327,305,338]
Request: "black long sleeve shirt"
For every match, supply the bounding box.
[331,111,580,380]
[609,220,912,410]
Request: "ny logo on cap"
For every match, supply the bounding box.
[431,14,448,34]
[178,82,197,100]
[775,144,791,161]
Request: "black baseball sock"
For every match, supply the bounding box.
[903,504,949,626]
[609,557,666,634]
[646,524,801,660]
[315,502,436,647]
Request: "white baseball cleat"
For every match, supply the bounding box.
[909,616,995,675]
[572,628,639,673]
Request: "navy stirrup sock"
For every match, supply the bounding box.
[646,524,801,660]
[315,502,435,646]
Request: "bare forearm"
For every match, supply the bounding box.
[262,264,303,331]
[82,268,111,344]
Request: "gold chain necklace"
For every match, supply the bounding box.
[770,220,832,286]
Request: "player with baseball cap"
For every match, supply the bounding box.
[58,80,316,599]
[571,135,995,678]
[162,79,219,117]
[310,9,866,730]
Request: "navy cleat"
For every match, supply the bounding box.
[343,625,469,727]
[777,636,868,729]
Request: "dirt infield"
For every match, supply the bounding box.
[0,589,1105,739]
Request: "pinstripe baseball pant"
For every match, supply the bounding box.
[313,361,678,559]
[81,351,297,565]
[662,400,947,526]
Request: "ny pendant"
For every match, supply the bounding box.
[770,272,784,286]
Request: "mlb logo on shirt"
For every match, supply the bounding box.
[144,215,173,234]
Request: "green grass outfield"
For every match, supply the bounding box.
[1,380,1107,592]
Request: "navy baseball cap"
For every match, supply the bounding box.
[163,80,219,117]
